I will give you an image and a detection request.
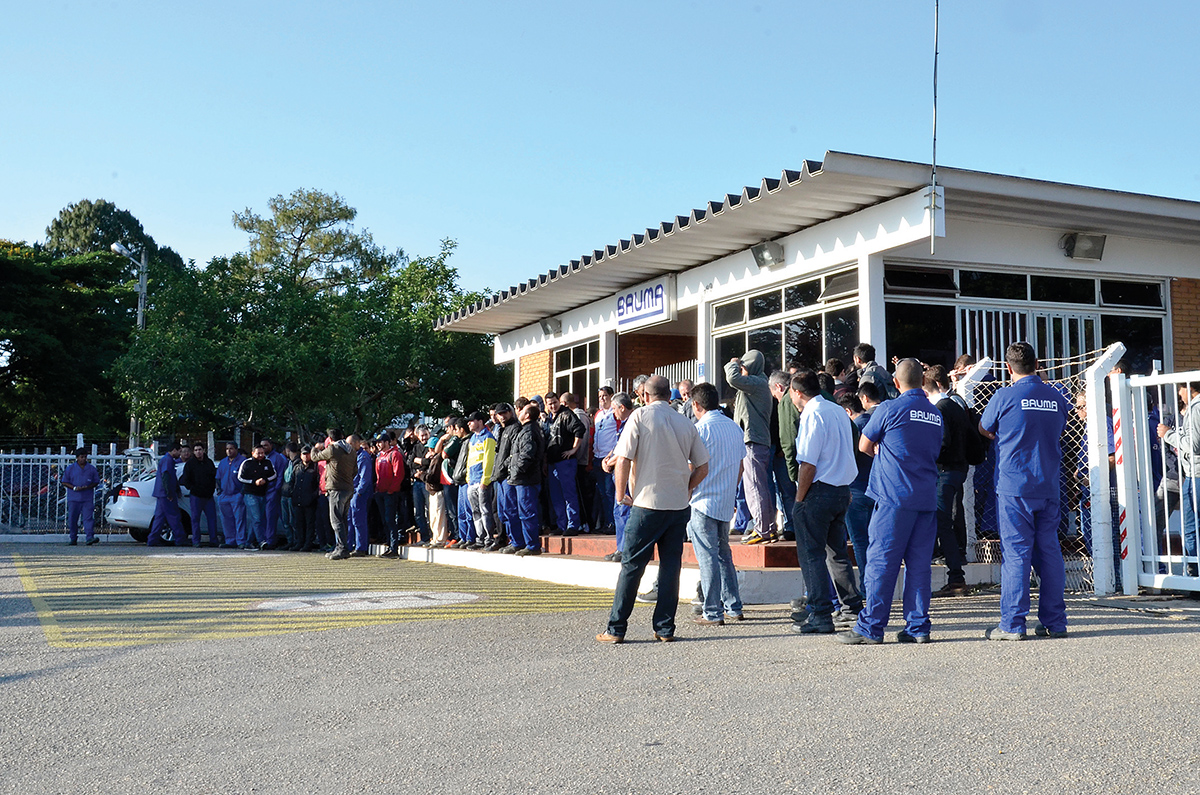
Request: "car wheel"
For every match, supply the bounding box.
[129,527,149,543]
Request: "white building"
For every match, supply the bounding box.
[436,151,1200,402]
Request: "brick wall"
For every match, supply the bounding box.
[518,350,552,399]
[1172,278,1200,370]
[617,333,697,381]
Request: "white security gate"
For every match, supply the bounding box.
[1119,369,1200,593]
[959,308,1099,381]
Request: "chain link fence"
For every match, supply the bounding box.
[962,350,1115,592]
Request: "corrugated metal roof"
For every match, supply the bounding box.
[436,151,1200,335]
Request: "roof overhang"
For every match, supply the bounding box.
[437,151,1200,335]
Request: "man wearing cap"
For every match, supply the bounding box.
[61,447,101,546]
[979,342,1072,640]
[466,411,502,549]
[839,358,942,645]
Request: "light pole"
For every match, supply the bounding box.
[111,242,149,448]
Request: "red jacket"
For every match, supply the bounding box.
[375,447,404,494]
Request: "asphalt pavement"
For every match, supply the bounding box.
[3,543,1199,795]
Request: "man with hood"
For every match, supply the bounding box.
[724,349,777,544]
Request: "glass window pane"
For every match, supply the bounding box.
[588,340,599,364]
[824,306,859,366]
[885,302,957,370]
[714,300,745,328]
[784,280,820,311]
[1102,315,1164,375]
[747,325,782,373]
[1101,280,1163,308]
[1031,276,1095,304]
[785,316,823,371]
[959,270,1027,300]
[556,375,570,395]
[572,344,587,368]
[555,349,571,372]
[587,368,600,408]
[884,267,958,296]
[715,333,747,401]
[748,290,782,321]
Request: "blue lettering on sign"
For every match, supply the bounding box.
[616,283,667,326]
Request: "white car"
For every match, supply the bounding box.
[104,448,193,543]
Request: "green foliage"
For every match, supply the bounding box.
[0,241,134,435]
[44,198,185,271]
[112,198,508,439]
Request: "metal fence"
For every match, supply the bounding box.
[615,359,699,395]
[0,443,153,533]
[958,345,1123,593]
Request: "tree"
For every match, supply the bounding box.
[233,189,402,289]
[0,241,134,436]
[44,198,185,270]
[111,192,509,440]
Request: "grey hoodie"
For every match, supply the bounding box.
[724,349,773,446]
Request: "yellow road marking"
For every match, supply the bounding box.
[11,551,613,649]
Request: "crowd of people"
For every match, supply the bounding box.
[61,338,1188,644]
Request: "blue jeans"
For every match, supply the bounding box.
[769,449,797,537]
[457,485,474,542]
[189,495,217,545]
[688,509,743,620]
[243,494,265,545]
[1181,476,1198,562]
[217,494,246,546]
[790,482,859,619]
[495,481,519,541]
[412,482,430,542]
[606,506,689,638]
[548,457,581,531]
[732,481,750,533]
[845,487,875,590]
[593,459,615,531]
[265,489,283,545]
[936,469,968,584]
[997,495,1067,634]
[855,504,938,640]
[375,491,400,550]
[515,484,542,549]
[615,501,631,551]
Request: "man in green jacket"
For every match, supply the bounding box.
[769,369,799,542]
[311,428,358,560]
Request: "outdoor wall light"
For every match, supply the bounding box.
[1061,233,1106,261]
[750,240,786,271]
[539,318,562,337]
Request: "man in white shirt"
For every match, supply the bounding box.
[688,382,746,625]
[597,375,709,643]
[789,369,863,635]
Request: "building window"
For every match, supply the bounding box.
[554,339,600,401]
[959,270,1028,300]
[1100,280,1163,309]
[1031,275,1095,304]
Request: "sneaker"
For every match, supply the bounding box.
[791,617,835,635]
[563,528,579,537]
[836,630,882,645]
[68,539,78,546]
[741,531,776,545]
[515,548,542,556]
[327,550,350,561]
[85,538,99,546]
[349,549,370,557]
[724,612,745,622]
[693,617,724,626]
[932,581,971,598]
[984,625,1025,641]
[500,545,519,554]
[636,588,659,603]
[467,542,485,550]
[1033,622,1068,639]
[833,610,860,628]
[896,630,931,644]
[378,549,400,559]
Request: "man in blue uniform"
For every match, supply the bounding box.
[147,443,185,546]
[349,435,374,556]
[62,447,101,545]
[840,359,943,644]
[216,442,248,548]
[979,342,1072,640]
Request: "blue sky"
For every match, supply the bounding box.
[4,1,1198,297]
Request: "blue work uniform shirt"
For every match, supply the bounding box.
[353,449,375,497]
[266,451,288,495]
[62,462,100,503]
[862,388,942,510]
[979,374,1071,499]
[152,452,179,499]
[217,454,247,498]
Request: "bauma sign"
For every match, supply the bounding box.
[616,275,676,330]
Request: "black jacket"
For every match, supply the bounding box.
[179,457,217,500]
[546,407,585,462]
[491,418,520,482]
[508,422,546,486]
[935,396,971,474]
[237,458,277,497]
[292,461,319,507]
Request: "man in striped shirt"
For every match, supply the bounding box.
[688,382,746,625]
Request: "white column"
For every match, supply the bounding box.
[599,330,618,388]
[695,299,711,384]
[858,253,887,361]
[511,355,521,400]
